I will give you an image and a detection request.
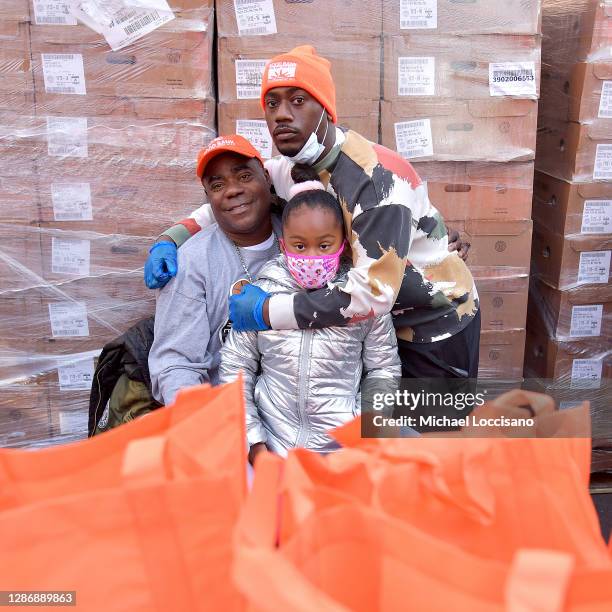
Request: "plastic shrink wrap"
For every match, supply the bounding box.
[0,0,216,448]
[526,1,611,470]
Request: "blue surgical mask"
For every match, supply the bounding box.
[287,109,329,165]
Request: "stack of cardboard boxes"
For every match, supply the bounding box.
[215,0,382,160]
[526,0,611,454]
[527,0,611,386]
[380,0,542,381]
[0,1,216,448]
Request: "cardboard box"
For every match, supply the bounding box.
[217,0,382,38]
[381,99,537,162]
[217,99,380,159]
[0,222,43,292]
[0,91,35,115]
[36,169,204,236]
[536,117,612,182]
[450,219,533,273]
[413,161,534,221]
[524,321,611,384]
[531,222,612,289]
[540,62,612,124]
[1,272,155,357]
[529,277,612,340]
[31,27,214,100]
[478,328,526,381]
[0,388,52,448]
[217,35,381,104]
[473,273,529,331]
[532,172,612,236]
[2,114,214,171]
[0,0,29,23]
[0,173,38,225]
[577,0,612,61]
[34,94,216,123]
[382,0,541,35]
[383,34,540,101]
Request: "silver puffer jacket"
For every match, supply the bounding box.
[218,255,401,455]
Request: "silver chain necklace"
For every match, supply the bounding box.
[231,232,280,282]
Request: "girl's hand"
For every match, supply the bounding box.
[248,442,268,466]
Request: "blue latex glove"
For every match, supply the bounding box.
[144,241,178,289]
[229,284,271,332]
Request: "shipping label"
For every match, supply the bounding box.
[394,119,434,159]
[593,144,612,180]
[99,2,174,51]
[489,62,537,97]
[59,410,89,435]
[235,59,267,99]
[598,81,612,118]
[581,200,612,234]
[58,359,95,391]
[46,116,88,158]
[52,183,93,221]
[51,237,91,276]
[234,0,277,36]
[570,304,603,338]
[48,302,89,338]
[571,358,603,389]
[399,0,437,30]
[41,53,86,95]
[577,250,611,284]
[236,119,273,159]
[398,57,435,96]
[33,2,77,25]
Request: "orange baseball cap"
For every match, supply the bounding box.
[260,45,337,124]
[196,134,263,179]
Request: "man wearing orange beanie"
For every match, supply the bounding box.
[145,46,480,380]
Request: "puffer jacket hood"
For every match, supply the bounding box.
[219,255,401,456]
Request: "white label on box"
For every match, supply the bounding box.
[571,358,603,389]
[48,302,89,338]
[233,0,277,36]
[98,3,174,52]
[58,359,95,391]
[398,57,435,96]
[236,119,273,159]
[33,2,77,25]
[593,144,612,180]
[59,410,89,435]
[570,304,603,337]
[235,59,267,99]
[581,200,612,234]
[394,119,434,159]
[399,0,437,30]
[51,237,91,276]
[577,250,611,284]
[41,53,86,95]
[489,62,537,97]
[51,183,93,221]
[598,81,612,118]
[46,116,88,158]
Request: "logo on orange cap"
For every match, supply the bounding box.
[196,134,263,179]
[267,62,297,81]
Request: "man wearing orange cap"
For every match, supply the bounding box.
[148,136,282,406]
[146,46,480,380]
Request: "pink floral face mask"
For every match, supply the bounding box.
[280,240,346,289]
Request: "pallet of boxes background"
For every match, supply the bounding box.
[380,0,542,382]
[526,0,612,470]
[0,0,216,448]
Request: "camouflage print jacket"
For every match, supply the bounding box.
[164,130,478,344]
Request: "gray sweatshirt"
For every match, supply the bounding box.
[149,217,281,405]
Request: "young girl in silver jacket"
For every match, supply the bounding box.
[219,167,401,462]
